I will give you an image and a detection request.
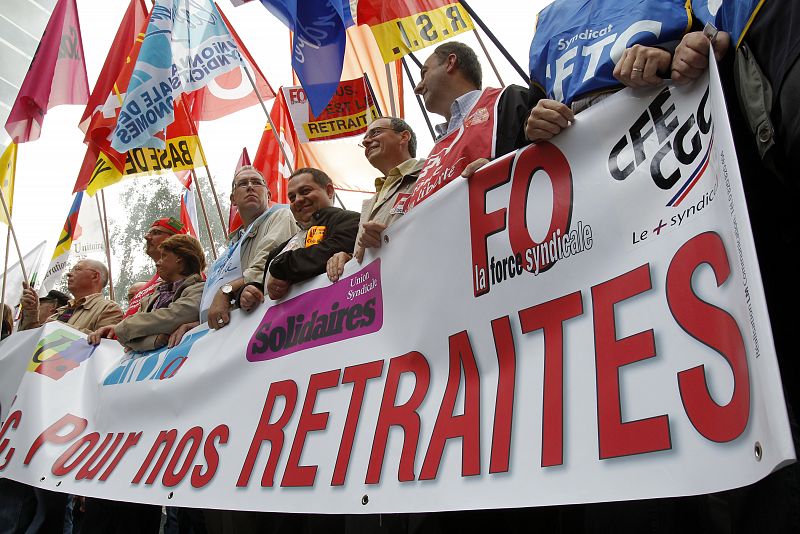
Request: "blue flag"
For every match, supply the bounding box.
[529,0,690,106]
[112,0,243,154]
[691,0,762,47]
[258,0,351,117]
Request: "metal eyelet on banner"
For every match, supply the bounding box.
[168,492,174,499]
[361,494,369,505]
[383,235,389,244]
[754,442,763,461]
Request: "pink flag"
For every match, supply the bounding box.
[4,0,89,143]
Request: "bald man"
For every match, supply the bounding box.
[20,259,123,334]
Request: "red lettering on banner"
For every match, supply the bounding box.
[282,370,341,487]
[468,155,512,297]
[75,433,125,480]
[52,432,100,476]
[99,432,141,481]
[191,425,229,488]
[366,352,431,484]
[420,331,481,480]
[489,318,515,474]
[667,232,750,442]
[332,360,384,486]
[592,264,672,459]
[468,142,574,297]
[237,380,298,487]
[507,143,573,272]
[163,426,204,487]
[25,413,87,465]
[519,292,584,467]
[133,429,178,485]
[0,410,22,470]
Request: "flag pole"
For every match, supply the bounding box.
[95,193,115,301]
[385,63,398,117]
[178,98,229,236]
[189,168,218,260]
[1,226,12,330]
[458,0,530,85]
[473,29,505,87]
[240,64,294,175]
[0,188,28,281]
[400,57,436,141]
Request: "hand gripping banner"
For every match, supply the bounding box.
[0,63,794,513]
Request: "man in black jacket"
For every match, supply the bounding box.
[238,167,360,309]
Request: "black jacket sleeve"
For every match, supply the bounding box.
[268,207,360,284]
[496,84,533,156]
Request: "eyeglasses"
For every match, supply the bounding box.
[358,127,398,148]
[234,177,267,189]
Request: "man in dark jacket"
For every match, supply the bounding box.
[238,167,360,309]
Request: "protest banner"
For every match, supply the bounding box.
[0,65,793,513]
[283,78,380,143]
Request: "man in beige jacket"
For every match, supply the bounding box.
[326,117,424,282]
[20,260,122,334]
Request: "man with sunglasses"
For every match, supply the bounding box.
[327,117,424,282]
[202,166,295,330]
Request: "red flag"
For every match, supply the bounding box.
[4,0,89,143]
[78,0,148,133]
[177,172,199,238]
[183,3,276,122]
[228,148,251,234]
[75,12,151,193]
[253,91,298,206]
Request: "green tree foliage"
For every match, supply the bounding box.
[109,174,228,307]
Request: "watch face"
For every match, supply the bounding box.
[222,284,233,295]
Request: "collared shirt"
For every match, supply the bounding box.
[50,293,124,334]
[434,89,482,138]
[374,158,421,207]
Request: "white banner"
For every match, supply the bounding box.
[0,65,794,514]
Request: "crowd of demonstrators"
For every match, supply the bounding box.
[3,0,800,529]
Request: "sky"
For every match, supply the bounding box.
[2,0,549,290]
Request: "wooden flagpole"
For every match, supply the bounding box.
[473,29,505,87]
[385,63,398,117]
[179,98,229,236]
[400,57,437,141]
[240,64,294,175]
[189,168,218,259]
[95,193,115,301]
[1,227,11,330]
[0,188,27,281]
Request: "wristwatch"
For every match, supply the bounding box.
[221,284,236,306]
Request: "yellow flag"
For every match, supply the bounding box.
[0,142,17,225]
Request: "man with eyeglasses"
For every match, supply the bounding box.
[201,165,295,329]
[125,217,188,317]
[19,259,123,334]
[327,117,424,282]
